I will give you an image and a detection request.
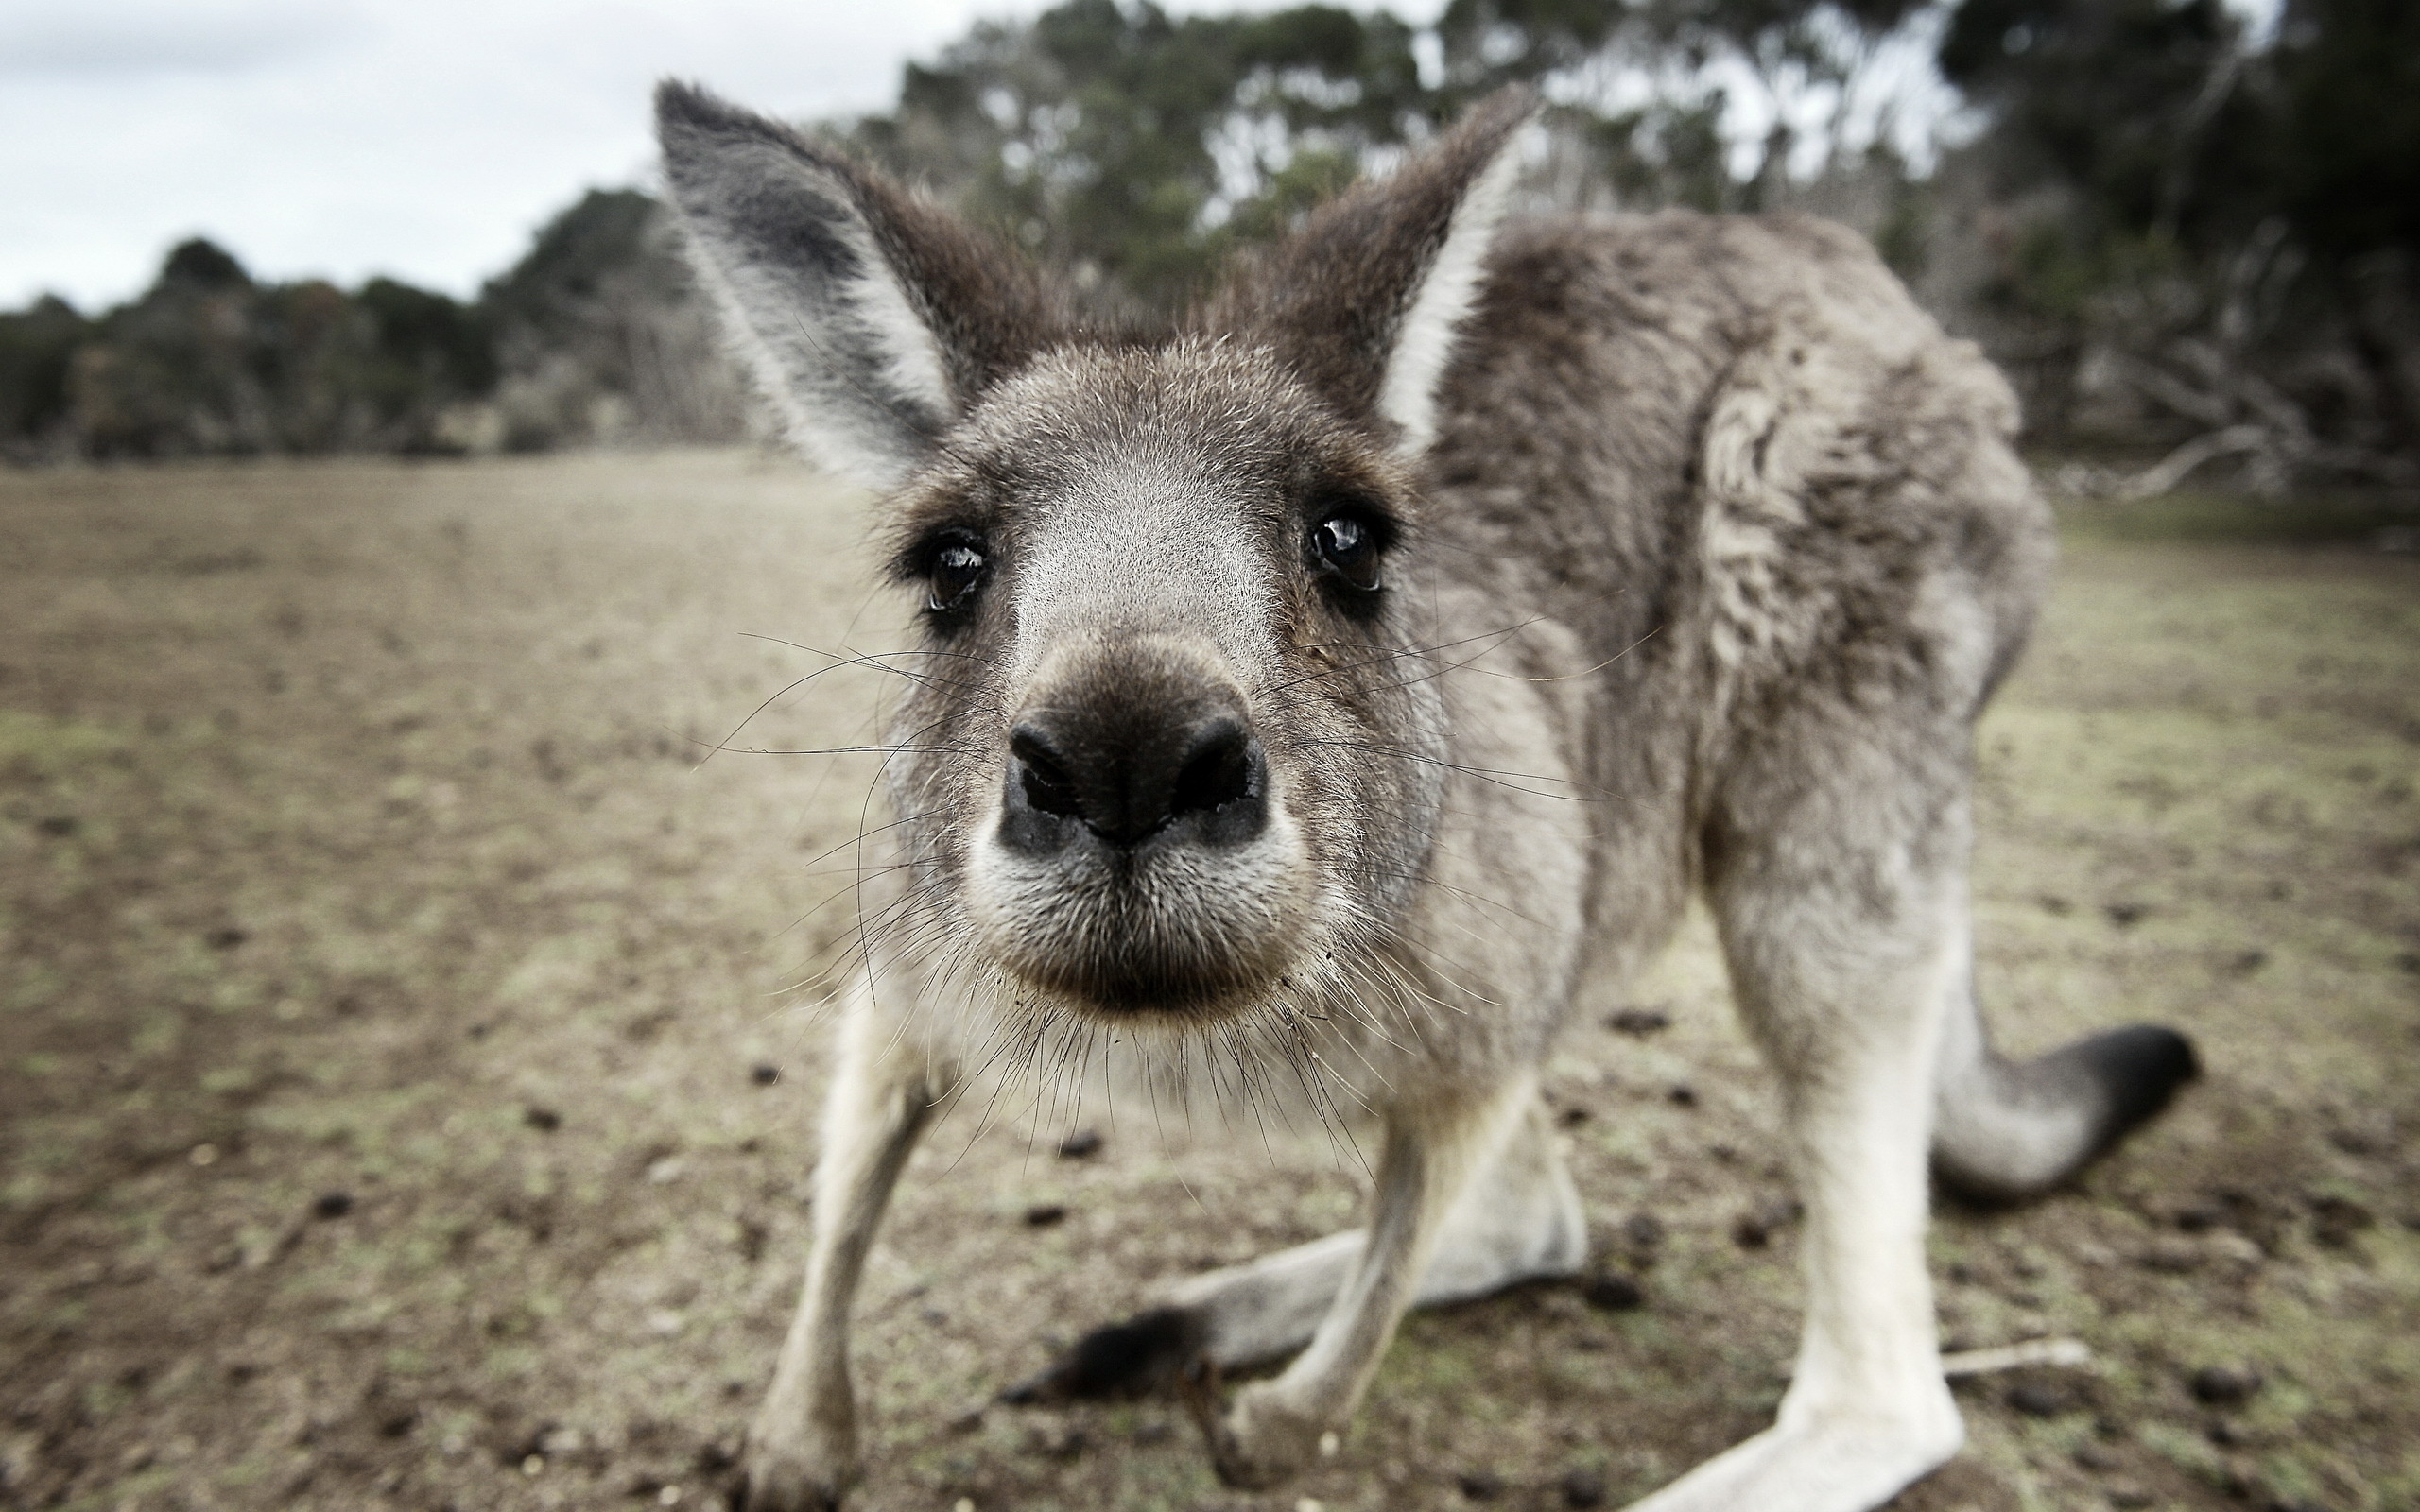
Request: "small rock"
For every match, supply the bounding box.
[523,1106,562,1132]
[2189,1365,2262,1406]
[205,926,250,950]
[2073,1442,2119,1471]
[2007,1383,2067,1418]
[1620,1212,1666,1254]
[2174,1200,2226,1233]
[1056,1129,1103,1160]
[1582,1272,1644,1312]
[311,1192,354,1220]
[646,1157,684,1185]
[2104,902,2150,928]
[1607,1007,1670,1036]
[1667,1083,1698,1108]
[1024,1204,1067,1228]
[1562,1469,1607,1507]
[188,1143,220,1167]
[1457,1469,1505,1501]
[1732,1197,1803,1249]
[2309,1194,2375,1248]
[750,1064,781,1087]
[1556,1104,1592,1127]
[35,816,78,837]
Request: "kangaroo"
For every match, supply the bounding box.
[654,80,2199,1512]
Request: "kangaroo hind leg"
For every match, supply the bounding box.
[1633,725,1975,1512]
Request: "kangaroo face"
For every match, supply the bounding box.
[878,342,1443,1020]
[656,80,1529,1027]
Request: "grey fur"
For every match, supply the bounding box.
[653,83,2197,1512]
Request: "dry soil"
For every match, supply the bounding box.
[1,451,2414,1512]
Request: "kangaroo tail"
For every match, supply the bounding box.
[1931,981,2199,1204]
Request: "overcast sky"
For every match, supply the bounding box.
[0,0,1442,312]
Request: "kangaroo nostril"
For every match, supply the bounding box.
[1011,724,1083,821]
[999,699,1269,855]
[1168,719,1257,818]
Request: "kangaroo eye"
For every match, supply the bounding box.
[928,541,987,612]
[1311,515,1382,593]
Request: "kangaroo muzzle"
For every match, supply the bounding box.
[970,644,1307,1016]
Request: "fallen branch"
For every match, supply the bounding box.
[1940,1336,2092,1377]
[2118,424,2269,498]
[1779,1336,2092,1381]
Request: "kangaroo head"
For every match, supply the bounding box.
[658,82,1531,1023]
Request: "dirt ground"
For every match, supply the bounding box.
[1,450,2414,1512]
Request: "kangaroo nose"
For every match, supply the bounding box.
[1003,705,1266,854]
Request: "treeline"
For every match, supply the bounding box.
[0,190,749,463]
[4,0,2413,492]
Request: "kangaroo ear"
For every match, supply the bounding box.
[1211,87,1534,458]
[655,81,1060,489]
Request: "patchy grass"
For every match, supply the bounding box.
[0,452,2412,1512]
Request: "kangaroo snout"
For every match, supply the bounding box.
[967,644,1309,1017]
[1003,696,1267,855]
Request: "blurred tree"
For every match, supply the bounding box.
[0,297,92,459]
[1940,0,2416,479]
[476,188,751,450]
[854,0,1431,311]
[42,239,509,459]
[2270,0,2420,449]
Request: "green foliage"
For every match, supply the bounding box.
[482,189,667,340]
[1942,0,2420,460]
[1941,0,2270,252]
[2271,0,2420,265]
[358,278,498,401]
[0,297,91,447]
[159,238,252,291]
[27,239,504,460]
[853,0,1432,311]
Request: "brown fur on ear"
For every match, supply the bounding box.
[1200,85,1536,443]
[655,80,1082,481]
